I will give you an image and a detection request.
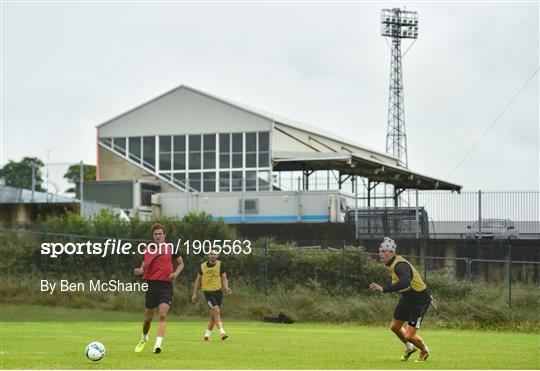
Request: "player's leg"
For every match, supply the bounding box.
[213,291,227,340]
[404,326,427,353]
[143,308,153,335]
[154,302,170,353]
[390,319,407,343]
[135,292,155,352]
[407,300,431,362]
[212,305,228,340]
[207,314,215,331]
[204,312,214,341]
[203,292,216,340]
[392,301,417,361]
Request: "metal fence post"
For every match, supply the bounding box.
[31,162,36,202]
[341,240,346,296]
[42,227,48,279]
[264,238,269,296]
[297,177,302,222]
[354,176,359,240]
[114,249,119,277]
[187,234,193,278]
[423,240,427,282]
[478,190,482,235]
[79,161,84,216]
[508,244,512,309]
[415,189,419,239]
[466,258,471,281]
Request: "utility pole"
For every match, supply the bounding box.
[79,161,84,216]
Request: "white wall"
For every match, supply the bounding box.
[98,86,272,137]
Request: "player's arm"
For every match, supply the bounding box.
[133,261,145,276]
[382,262,412,293]
[191,273,202,303]
[369,262,412,293]
[169,256,184,280]
[221,272,232,294]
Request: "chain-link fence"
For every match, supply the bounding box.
[3,228,537,312]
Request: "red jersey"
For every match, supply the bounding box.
[142,242,178,281]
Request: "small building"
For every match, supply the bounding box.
[0,184,128,226]
[0,185,78,226]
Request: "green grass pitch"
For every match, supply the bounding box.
[1,306,538,369]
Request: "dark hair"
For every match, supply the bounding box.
[151,223,166,234]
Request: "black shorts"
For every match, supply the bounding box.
[145,280,173,309]
[203,290,223,308]
[393,290,430,328]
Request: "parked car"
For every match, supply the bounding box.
[466,218,519,239]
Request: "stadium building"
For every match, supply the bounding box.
[93,85,461,223]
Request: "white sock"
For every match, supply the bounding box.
[205,329,211,337]
[155,336,163,347]
[219,327,225,335]
[405,342,414,351]
[423,345,429,353]
[142,334,149,341]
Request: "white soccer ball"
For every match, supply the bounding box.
[85,341,105,361]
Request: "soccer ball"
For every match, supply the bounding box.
[85,341,105,361]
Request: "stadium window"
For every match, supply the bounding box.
[188,172,201,192]
[258,171,270,191]
[173,135,186,170]
[173,173,186,189]
[232,133,243,168]
[245,132,257,168]
[258,132,270,167]
[112,137,126,156]
[129,137,142,163]
[142,136,155,171]
[159,136,172,171]
[231,171,243,191]
[246,170,257,191]
[203,172,216,192]
[189,135,202,170]
[203,134,216,169]
[219,171,230,192]
[219,133,230,169]
[100,137,112,148]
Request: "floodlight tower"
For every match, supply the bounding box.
[381,8,418,168]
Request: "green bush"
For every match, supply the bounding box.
[1,219,539,331]
[38,210,236,241]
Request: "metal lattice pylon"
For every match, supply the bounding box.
[386,36,408,167]
[381,8,418,168]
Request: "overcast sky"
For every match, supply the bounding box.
[1,1,538,193]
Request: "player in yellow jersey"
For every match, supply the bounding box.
[191,250,232,341]
[369,237,437,362]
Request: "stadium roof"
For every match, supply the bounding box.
[97,85,462,192]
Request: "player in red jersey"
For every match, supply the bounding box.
[133,223,184,354]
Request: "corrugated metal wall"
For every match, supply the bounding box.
[98,87,272,138]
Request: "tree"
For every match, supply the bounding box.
[0,157,45,191]
[63,164,96,193]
